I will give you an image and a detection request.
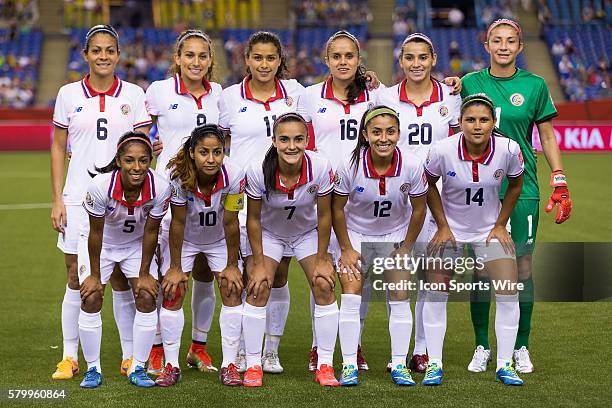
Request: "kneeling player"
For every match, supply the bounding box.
[158,124,245,386]
[243,113,337,387]
[332,106,427,386]
[78,132,171,388]
[422,94,525,386]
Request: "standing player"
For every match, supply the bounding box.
[50,24,151,380]
[145,29,223,375]
[461,19,571,373]
[218,31,305,373]
[243,113,336,387]
[332,106,428,386]
[78,132,171,388]
[423,94,524,386]
[376,33,461,373]
[158,124,245,386]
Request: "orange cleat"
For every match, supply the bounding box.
[308,346,318,372]
[186,343,218,372]
[147,345,164,376]
[243,365,263,387]
[315,364,340,387]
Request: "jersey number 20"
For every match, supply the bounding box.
[407,123,432,145]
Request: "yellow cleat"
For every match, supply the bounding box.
[52,357,79,380]
[120,356,133,376]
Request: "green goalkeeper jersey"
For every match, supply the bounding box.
[461,68,558,200]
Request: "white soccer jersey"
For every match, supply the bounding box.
[245,152,333,238]
[218,76,305,169]
[376,78,460,161]
[53,76,152,205]
[146,74,223,176]
[297,77,382,168]
[169,159,245,245]
[82,169,171,246]
[334,147,428,235]
[424,133,524,242]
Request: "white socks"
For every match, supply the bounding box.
[112,289,135,360]
[339,294,361,367]
[78,310,102,372]
[309,290,317,348]
[220,304,243,368]
[62,286,81,360]
[314,302,339,368]
[192,280,215,343]
[389,300,412,367]
[412,289,427,355]
[131,310,158,372]
[264,283,290,354]
[495,293,520,369]
[422,290,449,367]
[242,302,266,368]
[359,280,371,343]
[160,307,184,368]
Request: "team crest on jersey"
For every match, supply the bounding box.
[120,104,131,115]
[367,102,374,110]
[85,192,94,207]
[285,96,294,106]
[399,183,411,193]
[79,265,87,276]
[493,169,505,180]
[307,184,319,194]
[510,93,524,106]
[439,105,449,117]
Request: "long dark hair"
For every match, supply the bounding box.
[245,31,288,79]
[350,105,400,173]
[325,30,367,104]
[96,131,153,174]
[262,113,308,199]
[167,124,225,192]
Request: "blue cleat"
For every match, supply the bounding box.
[422,363,443,386]
[496,363,524,386]
[339,364,359,386]
[390,364,416,386]
[129,365,156,388]
[80,367,102,389]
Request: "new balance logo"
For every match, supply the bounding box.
[317,108,327,113]
[447,171,456,177]
[354,186,364,193]
[74,107,83,112]
[168,104,178,110]
[239,107,247,113]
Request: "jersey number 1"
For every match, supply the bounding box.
[264,115,278,137]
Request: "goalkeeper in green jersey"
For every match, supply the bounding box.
[460,19,572,374]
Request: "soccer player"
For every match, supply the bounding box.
[461,19,572,373]
[158,124,245,386]
[146,29,223,375]
[77,132,171,388]
[242,113,336,387]
[332,106,428,386]
[376,33,461,373]
[50,24,151,380]
[219,31,305,374]
[423,94,525,386]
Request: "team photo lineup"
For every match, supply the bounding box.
[40,11,580,393]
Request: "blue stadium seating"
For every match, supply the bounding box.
[0,29,42,82]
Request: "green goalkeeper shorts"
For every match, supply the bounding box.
[508,199,539,257]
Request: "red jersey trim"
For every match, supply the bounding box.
[275,153,313,200]
[398,77,443,117]
[240,75,288,111]
[321,76,369,114]
[173,73,212,110]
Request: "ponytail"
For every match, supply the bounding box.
[346,64,367,104]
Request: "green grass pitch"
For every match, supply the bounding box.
[0,152,610,407]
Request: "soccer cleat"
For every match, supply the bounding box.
[386,359,393,372]
[155,363,182,387]
[315,364,340,387]
[147,345,164,376]
[236,349,247,373]
[129,365,156,387]
[496,363,524,386]
[356,345,369,371]
[52,356,79,380]
[467,345,492,373]
[390,364,416,386]
[409,353,429,373]
[120,356,133,377]
[308,346,318,372]
[262,351,284,374]
[422,363,443,386]
[80,367,102,389]
[220,363,243,386]
[513,346,534,373]
[186,343,218,372]
[339,364,359,386]
[243,365,263,387]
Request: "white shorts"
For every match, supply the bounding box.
[57,204,88,255]
[345,227,409,277]
[437,240,514,264]
[159,234,228,275]
[240,225,293,260]
[242,228,318,263]
[77,234,158,285]
[414,209,437,258]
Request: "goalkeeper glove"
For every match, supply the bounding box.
[545,170,571,224]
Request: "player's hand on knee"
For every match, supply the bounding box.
[486,225,515,256]
[312,255,336,291]
[136,274,158,299]
[247,263,271,299]
[80,275,102,301]
[51,199,67,233]
[339,248,362,282]
[545,170,571,224]
[162,266,188,301]
[427,225,457,257]
[218,265,244,298]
